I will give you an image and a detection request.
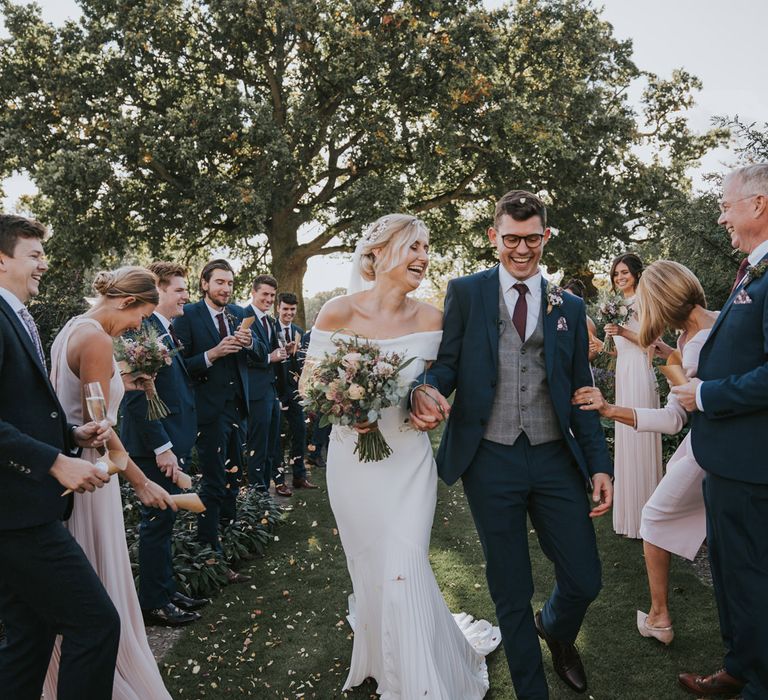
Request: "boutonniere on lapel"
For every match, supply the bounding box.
[545,282,564,315]
[744,259,768,286]
[224,310,239,332]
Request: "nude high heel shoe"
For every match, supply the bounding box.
[637,610,674,645]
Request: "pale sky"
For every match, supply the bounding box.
[2,0,766,295]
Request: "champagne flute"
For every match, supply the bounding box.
[84,381,107,423]
[84,381,109,455]
[276,334,289,363]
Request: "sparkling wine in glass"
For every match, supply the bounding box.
[84,381,108,424]
[276,334,289,363]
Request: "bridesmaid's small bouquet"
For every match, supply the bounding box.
[596,291,635,353]
[300,333,415,462]
[114,326,177,420]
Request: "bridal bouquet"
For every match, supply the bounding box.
[300,334,415,462]
[596,291,635,353]
[114,326,177,419]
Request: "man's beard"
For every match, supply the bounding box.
[206,292,227,309]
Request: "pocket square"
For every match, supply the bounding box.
[556,317,568,331]
[733,289,753,305]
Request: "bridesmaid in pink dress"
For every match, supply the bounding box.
[574,261,718,645]
[44,267,176,700]
[604,253,663,539]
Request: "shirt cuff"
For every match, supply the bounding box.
[204,351,212,368]
[154,442,173,457]
[695,382,704,412]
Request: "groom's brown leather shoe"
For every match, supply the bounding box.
[534,610,587,693]
[677,669,745,696]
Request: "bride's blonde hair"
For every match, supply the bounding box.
[358,214,428,282]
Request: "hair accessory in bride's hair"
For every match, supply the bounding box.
[361,216,392,246]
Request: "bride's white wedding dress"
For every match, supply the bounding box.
[307,330,500,699]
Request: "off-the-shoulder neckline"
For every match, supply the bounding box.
[310,328,442,341]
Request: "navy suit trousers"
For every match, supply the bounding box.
[246,390,281,491]
[196,398,246,550]
[135,455,182,610]
[0,522,120,700]
[462,435,601,700]
[704,472,768,699]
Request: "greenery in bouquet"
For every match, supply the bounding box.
[114,325,178,420]
[596,290,635,353]
[301,333,415,462]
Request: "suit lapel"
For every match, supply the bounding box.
[198,301,222,347]
[541,277,557,383]
[707,252,768,343]
[0,297,49,380]
[481,267,500,376]
[154,313,188,376]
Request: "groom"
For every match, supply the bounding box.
[412,190,612,699]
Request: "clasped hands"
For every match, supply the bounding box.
[210,325,254,361]
[409,385,451,432]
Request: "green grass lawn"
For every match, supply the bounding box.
[161,465,724,700]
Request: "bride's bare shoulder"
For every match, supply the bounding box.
[413,301,443,332]
[313,293,359,332]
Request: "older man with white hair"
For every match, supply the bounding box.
[674,164,768,700]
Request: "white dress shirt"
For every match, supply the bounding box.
[498,265,542,342]
[0,287,35,342]
[695,237,768,410]
[203,301,230,368]
[151,311,174,457]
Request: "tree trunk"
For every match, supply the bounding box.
[270,242,310,329]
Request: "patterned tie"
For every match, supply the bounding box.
[731,257,750,293]
[512,283,529,341]
[18,306,46,369]
[216,312,227,340]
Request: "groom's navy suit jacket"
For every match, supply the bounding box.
[173,300,262,424]
[120,313,197,461]
[692,252,768,482]
[241,305,279,400]
[0,296,75,529]
[426,266,612,486]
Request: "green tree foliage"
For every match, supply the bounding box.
[1,0,724,327]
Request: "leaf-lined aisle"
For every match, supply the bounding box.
[159,461,724,698]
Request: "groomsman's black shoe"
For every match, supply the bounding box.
[143,603,200,627]
[534,610,587,693]
[171,592,209,612]
[225,568,251,584]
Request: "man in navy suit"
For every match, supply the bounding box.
[121,261,208,625]
[173,259,264,583]
[0,215,119,700]
[675,165,768,700]
[242,275,288,495]
[412,191,613,699]
[274,292,317,490]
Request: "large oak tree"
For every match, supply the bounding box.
[1,0,723,325]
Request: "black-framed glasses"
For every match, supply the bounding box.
[500,233,545,249]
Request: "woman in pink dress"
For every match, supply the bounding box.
[44,267,175,700]
[604,253,663,538]
[574,261,718,644]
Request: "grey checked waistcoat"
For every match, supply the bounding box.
[483,284,563,445]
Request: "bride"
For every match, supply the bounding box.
[304,215,500,699]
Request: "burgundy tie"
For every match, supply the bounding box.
[512,283,529,341]
[168,324,180,348]
[261,315,270,339]
[284,326,291,343]
[731,258,750,293]
[216,312,227,340]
